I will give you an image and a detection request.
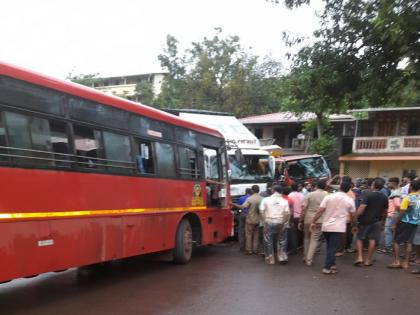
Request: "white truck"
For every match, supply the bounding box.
[178,111,274,202]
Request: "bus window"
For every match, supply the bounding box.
[103,131,132,173]
[175,128,197,147]
[4,112,57,166]
[155,142,176,177]
[178,146,199,179]
[69,97,129,130]
[204,148,221,206]
[49,120,71,167]
[30,116,54,166]
[4,111,71,167]
[204,148,220,181]
[73,124,103,169]
[220,147,228,181]
[4,111,32,165]
[0,76,65,116]
[134,138,155,174]
[0,113,8,161]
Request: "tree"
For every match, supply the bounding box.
[135,80,154,105]
[156,29,283,116]
[278,0,420,106]
[66,73,100,87]
[273,0,419,156]
[280,42,359,137]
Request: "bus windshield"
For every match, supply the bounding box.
[228,154,272,184]
[287,157,329,181]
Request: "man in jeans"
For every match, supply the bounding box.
[233,185,262,255]
[299,180,328,266]
[377,177,400,254]
[310,182,356,274]
[388,179,420,270]
[234,188,252,252]
[354,178,388,266]
[260,185,290,265]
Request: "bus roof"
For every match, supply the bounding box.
[274,154,323,162]
[0,61,223,139]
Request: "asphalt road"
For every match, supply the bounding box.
[0,242,418,315]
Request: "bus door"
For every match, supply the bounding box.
[203,147,224,207]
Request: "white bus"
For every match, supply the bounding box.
[169,110,274,201]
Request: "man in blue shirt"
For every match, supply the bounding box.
[235,188,252,252]
[388,179,420,270]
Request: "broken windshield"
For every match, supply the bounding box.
[287,157,329,181]
[228,154,272,184]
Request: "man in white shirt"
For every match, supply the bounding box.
[310,182,356,274]
[260,185,290,265]
[400,175,413,198]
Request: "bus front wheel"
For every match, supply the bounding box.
[173,219,193,264]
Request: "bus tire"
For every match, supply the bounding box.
[173,219,193,264]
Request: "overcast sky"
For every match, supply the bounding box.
[1,0,323,79]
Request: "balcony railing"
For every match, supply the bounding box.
[95,84,137,96]
[353,136,420,153]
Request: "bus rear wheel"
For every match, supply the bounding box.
[173,219,193,264]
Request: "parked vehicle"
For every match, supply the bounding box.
[273,154,331,185]
[0,62,232,284]
[168,110,275,202]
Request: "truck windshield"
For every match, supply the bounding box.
[229,154,271,184]
[287,157,329,181]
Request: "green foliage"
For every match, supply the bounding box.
[279,48,354,137]
[280,0,420,107]
[310,135,337,156]
[156,28,283,116]
[135,80,154,105]
[66,73,100,87]
[275,0,419,139]
[302,118,332,136]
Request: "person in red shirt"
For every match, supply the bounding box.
[280,185,293,260]
[289,183,305,254]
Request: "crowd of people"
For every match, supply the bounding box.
[232,174,420,276]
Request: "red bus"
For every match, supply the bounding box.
[0,62,232,284]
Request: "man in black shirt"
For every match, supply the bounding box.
[354,178,388,266]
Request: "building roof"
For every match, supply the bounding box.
[164,108,233,116]
[275,154,323,162]
[240,112,354,125]
[349,106,420,113]
[97,72,168,80]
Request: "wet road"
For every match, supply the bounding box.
[0,243,418,315]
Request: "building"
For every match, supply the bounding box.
[240,112,355,173]
[339,107,420,180]
[92,73,167,102]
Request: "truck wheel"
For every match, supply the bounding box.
[173,219,193,264]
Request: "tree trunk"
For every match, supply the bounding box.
[316,113,324,138]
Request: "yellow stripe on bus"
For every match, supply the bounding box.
[0,206,208,220]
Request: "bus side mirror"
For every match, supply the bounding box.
[227,169,232,179]
[235,149,244,163]
[268,156,275,176]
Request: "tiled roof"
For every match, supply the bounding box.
[240,112,354,125]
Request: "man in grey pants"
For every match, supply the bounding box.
[299,180,328,266]
[260,185,290,264]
